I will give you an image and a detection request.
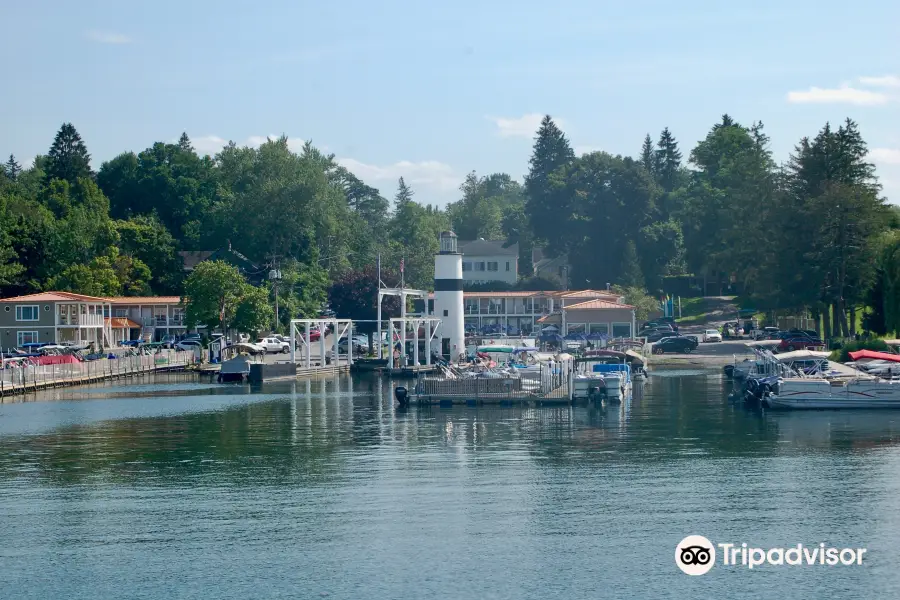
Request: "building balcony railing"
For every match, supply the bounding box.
[80,314,104,327]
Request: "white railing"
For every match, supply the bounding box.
[79,314,104,326]
[0,350,195,393]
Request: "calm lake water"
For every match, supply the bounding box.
[2,370,900,599]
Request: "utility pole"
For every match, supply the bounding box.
[268,254,282,333]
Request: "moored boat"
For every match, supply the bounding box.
[765,377,900,409]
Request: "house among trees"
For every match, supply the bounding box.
[459,239,519,285]
[178,244,262,285]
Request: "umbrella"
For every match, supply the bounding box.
[541,325,559,332]
[564,333,587,341]
[586,332,606,340]
[540,333,564,343]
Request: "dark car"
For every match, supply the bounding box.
[779,336,824,352]
[639,326,674,337]
[788,328,818,338]
[653,336,698,354]
[647,330,683,343]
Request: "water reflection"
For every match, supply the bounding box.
[3,371,900,598]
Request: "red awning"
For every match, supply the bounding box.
[848,350,900,363]
[104,317,142,329]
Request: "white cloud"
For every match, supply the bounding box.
[190,135,228,156]
[186,134,307,156]
[786,85,888,106]
[574,145,602,155]
[85,30,132,44]
[488,113,556,138]
[871,148,900,165]
[337,158,461,192]
[859,75,900,88]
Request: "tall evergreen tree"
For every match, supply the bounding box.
[524,115,575,254]
[46,123,92,185]
[655,127,682,193]
[394,177,414,212]
[620,239,645,288]
[4,154,21,180]
[639,134,656,175]
[177,132,193,152]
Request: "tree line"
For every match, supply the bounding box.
[1,116,897,338]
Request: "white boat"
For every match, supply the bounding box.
[572,354,631,402]
[765,377,900,409]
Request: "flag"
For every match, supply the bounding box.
[400,258,405,273]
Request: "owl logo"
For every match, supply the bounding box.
[675,536,716,575]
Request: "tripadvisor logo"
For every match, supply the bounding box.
[675,536,867,574]
[675,535,716,575]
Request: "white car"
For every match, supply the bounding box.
[175,339,203,352]
[257,337,290,353]
[703,329,722,343]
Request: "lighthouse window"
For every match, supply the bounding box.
[487,262,498,271]
[505,261,510,271]
[443,310,448,317]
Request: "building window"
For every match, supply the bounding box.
[612,322,632,338]
[475,262,486,271]
[487,261,498,271]
[505,261,510,271]
[115,309,127,318]
[567,323,586,335]
[462,262,472,272]
[15,305,39,321]
[17,331,38,346]
[589,323,609,335]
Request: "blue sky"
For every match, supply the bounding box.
[4,0,900,205]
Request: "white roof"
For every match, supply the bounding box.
[775,350,831,361]
[745,340,781,348]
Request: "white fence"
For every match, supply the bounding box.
[1,350,195,394]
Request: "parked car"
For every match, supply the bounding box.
[703,329,722,343]
[257,337,290,353]
[647,330,682,343]
[653,336,699,354]
[175,339,203,352]
[752,327,780,340]
[788,328,819,339]
[778,336,824,352]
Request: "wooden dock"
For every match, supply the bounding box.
[1,351,194,399]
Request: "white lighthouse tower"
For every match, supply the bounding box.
[433,231,465,360]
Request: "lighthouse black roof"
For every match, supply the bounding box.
[439,231,459,254]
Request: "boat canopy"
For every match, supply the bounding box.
[745,340,780,348]
[848,349,900,363]
[776,350,831,361]
[476,345,516,353]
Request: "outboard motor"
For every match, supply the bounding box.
[394,386,409,406]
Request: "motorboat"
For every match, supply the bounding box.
[765,377,900,409]
[573,353,631,402]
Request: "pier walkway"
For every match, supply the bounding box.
[1,350,194,398]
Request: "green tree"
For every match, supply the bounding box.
[183,260,247,333]
[49,256,122,296]
[639,134,657,175]
[233,285,274,337]
[620,240,645,288]
[46,123,93,185]
[4,154,21,180]
[612,285,656,322]
[655,127,683,193]
[525,115,575,255]
[116,214,183,293]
